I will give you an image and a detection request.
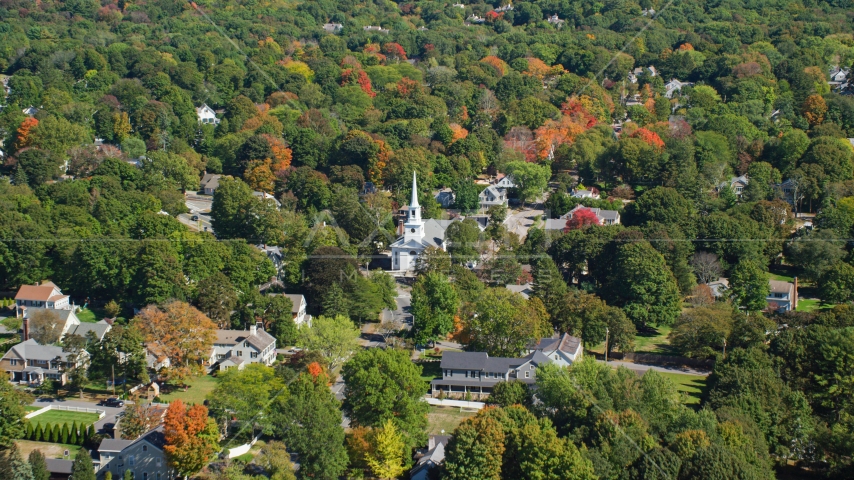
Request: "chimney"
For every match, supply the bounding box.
[22,316,29,341]
[793,276,798,310]
[250,323,258,336]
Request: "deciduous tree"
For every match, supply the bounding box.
[411,272,460,345]
[296,314,360,371]
[163,400,219,478]
[463,288,551,357]
[131,302,217,379]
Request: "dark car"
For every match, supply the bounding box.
[98,398,124,408]
[191,215,200,221]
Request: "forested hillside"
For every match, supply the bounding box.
[2,0,854,478]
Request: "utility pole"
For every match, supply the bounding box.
[722,338,727,359]
[112,365,116,396]
[604,327,610,364]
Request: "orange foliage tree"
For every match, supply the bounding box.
[561,97,599,129]
[480,56,508,76]
[15,117,38,150]
[449,123,469,143]
[534,116,586,160]
[382,43,407,62]
[245,158,276,193]
[802,94,827,126]
[262,134,292,172]
[164,400,219,478]
[130,301,217,382]
[503,126,538,162]
[630,128,665,150]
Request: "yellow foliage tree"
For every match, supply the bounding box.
[244,158,276,193]
[365,419,407,480]
[113,112,132,141]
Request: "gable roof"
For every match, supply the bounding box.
[100,425,167,454]
[284,294,305,313]
[16,284,62,302]
[68,320,112,340]
[4,339,72,362]
[769,280,794,295]
[215,328,276,351]
[45,459,74,474]
[440,351,487,370]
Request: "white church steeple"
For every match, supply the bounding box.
[404,171,424,241]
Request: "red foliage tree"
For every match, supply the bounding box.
[630,128,665,149]
[382,42,407,61]
[564,208,601,231]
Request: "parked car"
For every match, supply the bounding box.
[98,398,124,408]
[191,215,199,221]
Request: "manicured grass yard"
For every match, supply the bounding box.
[15,440,81,460]
[769,273,795,283]
[796,298,830,312]
[427,406,476,436]
[589,325,674,355]
[156,374,218,405]
[28,410,99,427]
[74,308,100,324]
[658,372,707,406]
[25,406,42,412]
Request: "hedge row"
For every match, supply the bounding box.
[22,421,95,446]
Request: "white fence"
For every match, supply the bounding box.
[25,405,106,420]
[425,398,486,410]
[227,435,262,459]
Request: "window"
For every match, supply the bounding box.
[156,458,161,467]
[143,445,147,452]
[410,228,416,233]
[9,359,16,366]
[410,251,417,255]
[143,473,148,480]
[530,365,534,369]
[237,351,243,357]
[129,455,135,466]
[525,371,530,378]
[251,352,258,359]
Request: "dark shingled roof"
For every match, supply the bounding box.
[440,351,487,370]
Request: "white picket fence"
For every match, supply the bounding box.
[425,398,486,410]
[25,405,106,420]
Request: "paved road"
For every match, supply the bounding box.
[596,359,710,376]
[31,398,125,435]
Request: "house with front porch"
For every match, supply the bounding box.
[209,323,276,371]
[15,281,72,315]
[430,350,553,399]
[478,185,508,211]
[1,339,88,386]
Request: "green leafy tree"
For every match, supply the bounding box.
[819,262,854,304]
[442,414,505,480]
[343,348,429,449]
[1,445,34,480]
[464,288,551,357]
[505,161,551,204]
[445,218,482,265]
[453,178,480,212]
[208,364,285,438]
[268,372,349,480]
[413,246,452,276]
[411,272,460,345]
[0,372,32,446]
[669,304,734,358]
[729,260,770,312]
[194,272,238,328]
[607,240,682,327]
[296,314,361,371]
[488,381,533,408]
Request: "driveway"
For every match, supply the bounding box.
[505,207,544,240]
[596,359,710,376]
[31,398,125,435]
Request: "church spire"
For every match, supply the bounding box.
[410,170,420,208]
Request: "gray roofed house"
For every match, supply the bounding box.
[283,293,309,327]
[527,333,583,367]
[478,185,508,210]
[45,458,74,479]
[1,338,88,386]
[68,319,112,342]
[707,277,798,312]
[200,173,222,195]
[544,205,621,230]
[505,283,534,299]
[411,435,452,480]
[435,189,455,208]
[208,323,277,371]
[97,426,173,479]
[431,341,574,399]
[322,22,343,33]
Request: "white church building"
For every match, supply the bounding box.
[389,172,456,271]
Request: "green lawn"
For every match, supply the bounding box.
[25,406,41,412]
[427,406,476,436]
[796,298,832,312]
[658,372,707,406]
[589,325,674,355]
[28,410,99,426]
[156,374,219,405]
[769,273,795,282]
[74,308,100,324]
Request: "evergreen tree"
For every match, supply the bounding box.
[531,256,567,317]
[60,423,69,444]
[28,450,50,480]
[13,166,29,187]
[69,421,78,445]
[321,282,348,317]
[3,444,34,480]
[50,424,60,443]
[70,449,96,480]
[33,422,41,442]
[26,421,34,441]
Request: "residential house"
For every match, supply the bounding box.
[146,345,171,372]
[209,323,277,371]
[718,175,749,197]
[322,23,343,33]
[495,2,514,12]
[253,190,281,206]
[283,294,310,327]
[435,189,455,208]
[22,106,39,116]
[21,307,111,343]
[505,283,534,299]
[256,245,284,273]
[389,173,457,271]
[97,427,174,480]
[199,173,222,195]
[1,339,88,386]
[829,66,849,83]
[363,25,390,34]
[45,458,74,480]
[706,277,798,312]
[775,178,798,206]
[478,185,508,210]
[544,205,620,231]
[15,281,71,313]
[571,188,600,200]
[195,104,219,125]
[411,435,451,480]
[642,8,656,16]
[467,14,485,23]
[547,14,565,26]
[431,335,583,398]
[526,333,583,368]
[664,79,691,98]
[361,181,378,196]
[493,174,516,190]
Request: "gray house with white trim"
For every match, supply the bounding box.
[97,426,174,480]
